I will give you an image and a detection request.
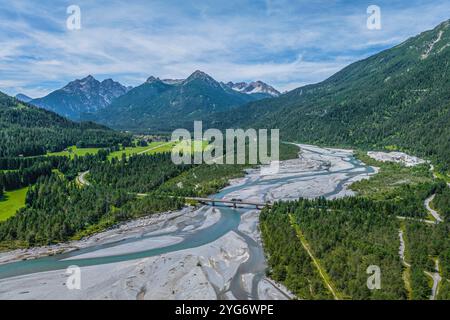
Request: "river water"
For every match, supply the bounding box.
[0,144,374,299]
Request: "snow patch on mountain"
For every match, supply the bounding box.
[225,81,280,97]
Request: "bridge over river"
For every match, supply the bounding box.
[184,197,272,209]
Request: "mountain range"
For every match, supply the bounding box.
[89,71,278,132]
[4,19,450,171]
[30,76,132,120]
[208,19,450,172]
[25,72,279,131]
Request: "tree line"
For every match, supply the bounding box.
[0,152,191,247]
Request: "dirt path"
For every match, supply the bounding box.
[396,216,435,225]
[289,214,341,300]
[398,230,411,268]
[424,194,443,223]
[424,259,441,300]
[400,223,442,300]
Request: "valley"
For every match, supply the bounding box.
[1,13,450,303]
[0,144,376,300]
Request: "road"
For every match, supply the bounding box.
[424,259,441,300]
[424,194,443,223]
[398,230,411,267]
[399,166,444,299]
[396,216,435,225]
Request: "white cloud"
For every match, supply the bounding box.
[1,0,450,97]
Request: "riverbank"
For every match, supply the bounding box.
[0,144,374,300]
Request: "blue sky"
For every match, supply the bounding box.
[1,0,450,97]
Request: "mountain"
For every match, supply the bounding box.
[92,70,275,132]
[0,91,131,157]
[224,81,280,97]
[15,93,33,103]
[161,79,184,85]
[30,75,131,120]
[210,20,450,172]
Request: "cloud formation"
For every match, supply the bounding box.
[0,0,449,97]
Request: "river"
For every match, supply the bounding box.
[0,144,375,299]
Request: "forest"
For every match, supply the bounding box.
[88,153,192,193]
[403,221,450,299]
[0,92,132,157]
[0,153,188,247]
[260,169,450,301]
[261,189,450,300]
[0,141,299,249]
[261,198,406,299]
[206,21,450,176]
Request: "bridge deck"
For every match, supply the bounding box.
[135,194,272,209]
[185,197,272,208]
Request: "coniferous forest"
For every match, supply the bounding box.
[260,150,450,300]
[1,20,450,301]
[0,92,131,157]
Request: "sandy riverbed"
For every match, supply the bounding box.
[0,144,375,300]
[367,151,426,167]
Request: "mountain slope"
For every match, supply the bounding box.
[15,94,32,103]
[93,71,273,132]
[212,20,450,172]
[31,75,130,120]
[0,91,131,157]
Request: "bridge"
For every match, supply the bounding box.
[184,197,272,209]
[135,193,272,209]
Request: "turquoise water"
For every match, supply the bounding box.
[0,146,373,283]
[0,206,241,280]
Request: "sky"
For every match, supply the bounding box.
[1,0,450,98]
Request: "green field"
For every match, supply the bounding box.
[46,140,209,161]
[47,146,103,158]
[107,141,174,160]
[0,187,28,222]
[107,140,209,160]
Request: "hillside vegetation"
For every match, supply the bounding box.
[0,92,131,157]
[211,20,450,174]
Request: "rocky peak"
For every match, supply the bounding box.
[184,70,220,87]
[146,76,161,84]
